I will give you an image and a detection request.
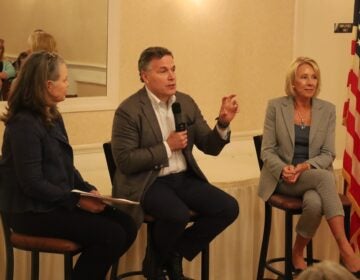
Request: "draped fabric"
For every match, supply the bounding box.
[0,172,344,280]
[343,0,360,253]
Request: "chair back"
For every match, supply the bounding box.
[103,142,116,184]
[0,211,15,278]
[253,135,264,170]
[1,211,12,245]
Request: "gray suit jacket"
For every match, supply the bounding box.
[111,87,230,226]
[258,96,336,201]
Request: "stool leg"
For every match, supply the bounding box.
[64,253,74,280]
[344,205,351,240]
[201,245,209,280]
[142,222,161,279]
[31,251,40,280]
[257,202,272,280]
[285,212,293,280]
[2,214,14,280]
[110,260,119,280]
[306,240,313,266]
[340,204,352,266]
[5,245,14,280]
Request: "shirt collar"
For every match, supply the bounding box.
[145,86,176,109]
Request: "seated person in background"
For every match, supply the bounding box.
[12,51,28,75]
[0,38,16,100]
[297,260,357,280]
[257,56,360,276]
[0,51,137,280]
[28,29,57,53]
[111,46,239,280]
[9,29,58,96]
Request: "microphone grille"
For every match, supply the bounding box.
[172,102,181,114]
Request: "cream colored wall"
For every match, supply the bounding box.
[0,0,295,147]
[117,0,294,134]
[76,82,107,97]
[0,2,354,280]
[1,0,107,64]
[293,0,354,157]
[0,0,352,156]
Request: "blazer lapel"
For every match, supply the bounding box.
[309,98,323,145]
[280,97,295,147]
[47,121,73,158]
[138,89,163,143]
[49,122,70,146]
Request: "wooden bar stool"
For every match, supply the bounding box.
[103,142,210,280]
[0,211,82,280]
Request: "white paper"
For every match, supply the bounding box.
[71,189,139,205]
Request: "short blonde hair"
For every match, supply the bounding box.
[28,30,57,53]
[284,56,321,97]
[297,261,357,280]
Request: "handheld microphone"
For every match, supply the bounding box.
[171,102,187,132]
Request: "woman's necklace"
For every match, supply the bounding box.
[296,110,306,130]
[294,102,311,130]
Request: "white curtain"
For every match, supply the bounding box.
[0,171,344,280]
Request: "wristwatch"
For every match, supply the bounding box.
[216,117,229,129]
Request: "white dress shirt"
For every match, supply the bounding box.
[146,87,230,177]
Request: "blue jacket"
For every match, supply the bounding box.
[0,110,95,213]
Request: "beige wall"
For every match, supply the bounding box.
[71,0,294,145]
[0,0,353,157]
[0,0,295,147]
[116,0,294,134]
[1,0,107,64]
[0,2,355,279]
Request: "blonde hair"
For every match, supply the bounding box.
[297,261,357,280]
[28,30,57,53]
[284,56,321,97]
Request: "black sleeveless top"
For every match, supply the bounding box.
[292,124,310,165]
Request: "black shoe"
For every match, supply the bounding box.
[292,268,303,277]
[291,265,304,277]
[147,276,167,280]
[142,244,166,279]
[164,252,194,280]
[351,270,360,278]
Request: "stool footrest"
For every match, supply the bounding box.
[265,257,321,277]
[116,270,143,279]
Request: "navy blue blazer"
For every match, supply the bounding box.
[0,110,95,213]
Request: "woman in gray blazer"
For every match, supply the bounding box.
[258,57,360,275]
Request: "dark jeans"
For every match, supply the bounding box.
[8,206,137,280]
[142,171,239,261]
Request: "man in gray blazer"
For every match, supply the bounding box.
[111,46,239,280]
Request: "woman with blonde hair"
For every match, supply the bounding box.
[258,57,360,276]
[9,30,58,96]
[28,29,57,53]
